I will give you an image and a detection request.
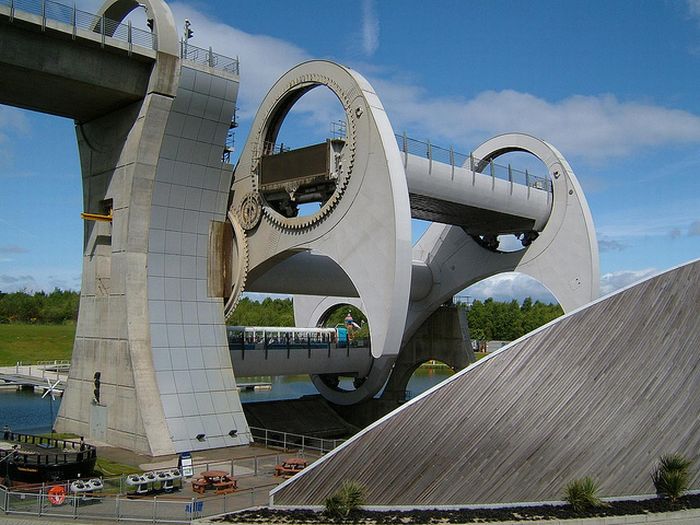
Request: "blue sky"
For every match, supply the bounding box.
[1,0,699,304]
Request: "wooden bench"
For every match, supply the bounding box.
[192,479,208,494]
[214,479,237,495]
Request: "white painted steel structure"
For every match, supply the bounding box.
[229,60,598,405]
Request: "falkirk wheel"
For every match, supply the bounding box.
[224,60,599,407]
[36,0,597,455]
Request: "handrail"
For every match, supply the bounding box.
[0,0,239,74]
[250,426,345,454]
[395,133,552,192]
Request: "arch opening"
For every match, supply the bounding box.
[258,85,348,219]
[404,359,455,400]
[463,271,563,342]
[313,303,372,393]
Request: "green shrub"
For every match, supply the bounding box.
[564,477,604,512]
[657,453,692,474]
[652,454,692,502]
[324,480,366,519]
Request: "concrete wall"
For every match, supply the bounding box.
[56,58,251,455]
[146,63,250,452]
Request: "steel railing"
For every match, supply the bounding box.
[250,426,345,455]
[395,133,552,192]
[0,0,239,74]
[0,452,291,522]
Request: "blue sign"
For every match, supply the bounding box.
[185,501,204,514]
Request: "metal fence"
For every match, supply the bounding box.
[180,41,239,75]
[0,0,239,74]
[0,482,274,523]
[0,450,297,523]
[395,133,552,191]
[250,426,345,455]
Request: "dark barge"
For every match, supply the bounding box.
[0,431,97,485]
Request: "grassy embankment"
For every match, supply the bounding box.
[0,323,76,366]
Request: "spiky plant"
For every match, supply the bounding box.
[324,480,367,519]
[564,477,604,512]
[652,454,692,502]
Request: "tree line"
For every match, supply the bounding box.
[0,289,80,324]
[465,297,563,341]
[0,291,563,341]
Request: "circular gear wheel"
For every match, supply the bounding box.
[238,192,263,231]
[254,74,359,231]
[223,213,249,320]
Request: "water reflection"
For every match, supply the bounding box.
[0,367,455,432]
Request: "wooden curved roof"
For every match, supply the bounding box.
[273,260,700,505]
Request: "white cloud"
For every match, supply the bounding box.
[600,268,657,295]
[463,273,557,304]
[689,220,700,236]
[170,2,311,121]
[0,274,37,292]
[0,107,30,170]
[371,83,700,162]
[0,245,29,254]
[598,239,627,252]
[689,0,700,20]
[361,0,379,57]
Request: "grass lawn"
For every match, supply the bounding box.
[0,323,76,365]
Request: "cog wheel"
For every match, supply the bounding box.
[254,74,359,231]
[238,192,263,231]
[223,212,249,320]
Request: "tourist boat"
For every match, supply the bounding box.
[0,431,97,485]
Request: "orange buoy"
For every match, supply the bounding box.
[47,485,66,505]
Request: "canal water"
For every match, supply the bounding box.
[0,367,453,434]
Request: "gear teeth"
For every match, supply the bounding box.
[223,216,249,320]
[256,74,359,232]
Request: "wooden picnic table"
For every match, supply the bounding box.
[274,457,308,478]
[192,470,237,495]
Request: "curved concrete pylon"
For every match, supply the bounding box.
[56,5,248,454]
[228,60,413,360]
[96,0,179,56]
[405,133,598,340]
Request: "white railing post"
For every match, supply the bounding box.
[525,169,530,198]
[9,0,14,22]
[71,3,76,39]
[100,15,105,47]
[41,0,46,31]
[127,20,132,56]
[427,140,432,175]
[450,145,454,179]
[508,164,513,193]
[402,132,408,168]
[489,160,495,189]
[208,46,214,68]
